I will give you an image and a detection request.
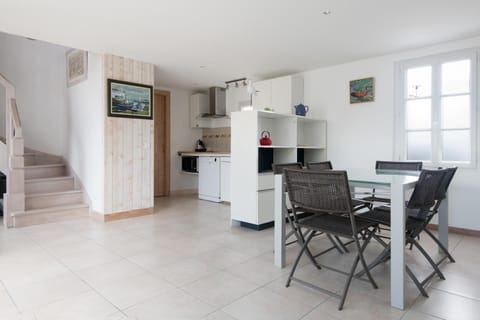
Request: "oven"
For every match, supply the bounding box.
[181,156,198,173]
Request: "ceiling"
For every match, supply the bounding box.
[1,0,480,90]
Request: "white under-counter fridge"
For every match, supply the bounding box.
[198,156,221,202]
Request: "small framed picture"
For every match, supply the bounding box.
[66,49,88,87]
[107,79,153,120]
[350,77,375,104]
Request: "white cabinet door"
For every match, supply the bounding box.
[252,80,271,110]
[220,158,230,202]
[226,86,250,115]
[198,157,221,202]
[271,76,292,114]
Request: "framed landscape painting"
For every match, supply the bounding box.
[107,79,153,120]
[350,77,375,104]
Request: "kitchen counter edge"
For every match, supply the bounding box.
[178,151,231,157]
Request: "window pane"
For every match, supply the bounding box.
[407,131,431,161]
[407,66,431,98]
[442,59,470,95]
[442,130,470,162]
[441,95,470,129]
[406,99,431,130]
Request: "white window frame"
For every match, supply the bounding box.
[394,49,478,168]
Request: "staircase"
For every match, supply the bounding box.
[11,150,89,227]
[1,72,88,228]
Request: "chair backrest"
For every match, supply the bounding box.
[306,161,333,171]
[376,160,423,171]
[407,169,448,211]
[272,162,303,175]
[284,169,353,215]
[434,167,457,201]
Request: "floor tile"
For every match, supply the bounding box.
[34,291,118,320]
[412,289,480,320]
[222,287,312,320]
[153,257,221,286]
[202,310,238,320]
[182,271,259,308]
[125,288,215,320]
[226,255,288,285]
[197,247,253,270]
[7,272,91,312]
[91,272,175,309]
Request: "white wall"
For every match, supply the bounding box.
[66,52,104,212]
[156,86,201,191]
[302,36,480,230]
[0,32,68,156]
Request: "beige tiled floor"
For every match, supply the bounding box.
[0,194,478,319]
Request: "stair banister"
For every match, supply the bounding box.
[0,72,25,227]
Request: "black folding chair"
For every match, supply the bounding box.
[359,168,449,297]
[272,163,346,255]
[284,169,379,310]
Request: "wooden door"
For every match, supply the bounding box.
[154,90,170,197]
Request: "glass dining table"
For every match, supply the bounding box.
[273,168,449,310]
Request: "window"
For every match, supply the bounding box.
[396,50,477,167]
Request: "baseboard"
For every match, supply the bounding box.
[240,221,274,230]
[92,207,154,222]
[427,224,480,237]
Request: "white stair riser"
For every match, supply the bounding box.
[25,166,65,179]
[25,178,75,194]
[26,192,83,210]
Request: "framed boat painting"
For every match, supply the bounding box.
[107,79,153,120]
[350,77,375,104]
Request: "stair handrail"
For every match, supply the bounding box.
[0,72,25,228]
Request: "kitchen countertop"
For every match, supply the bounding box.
[177,151,231,157]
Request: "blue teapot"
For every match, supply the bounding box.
[294,104,309,116]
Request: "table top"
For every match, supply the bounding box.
[343,168,420,187]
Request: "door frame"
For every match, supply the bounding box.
[154,89,171,196]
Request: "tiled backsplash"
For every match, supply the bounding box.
[202,127,231,152]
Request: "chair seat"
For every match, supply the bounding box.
[360,208,423,230]
[297,213,377,238]
[352,198,369,208]
[361,196,390,203]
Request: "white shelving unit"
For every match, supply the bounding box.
[231,110,327,229]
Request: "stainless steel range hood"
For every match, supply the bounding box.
[202,87,226,118]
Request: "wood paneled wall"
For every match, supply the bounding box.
[103,55,155,214]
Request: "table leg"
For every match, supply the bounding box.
[390,182,406,310]
[438,195,449,253]
[274,174,286,268]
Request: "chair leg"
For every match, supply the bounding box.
[410,238,446,280]
[338,255,360,310]
[286,230,316,287]
[424,228,455,263]
[405,265,429,297]
[326,234,345,254]
[296,227,322,270]
[355,230,378,289]
[334,235,350,253]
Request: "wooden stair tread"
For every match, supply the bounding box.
[25,189,82,198]
[11,203,89,216]
[25,176,74,183]
[24,164,65,168]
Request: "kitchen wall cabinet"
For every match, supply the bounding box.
[252,75,304,115]
[231,110,326,229]
[226,85,250,116]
